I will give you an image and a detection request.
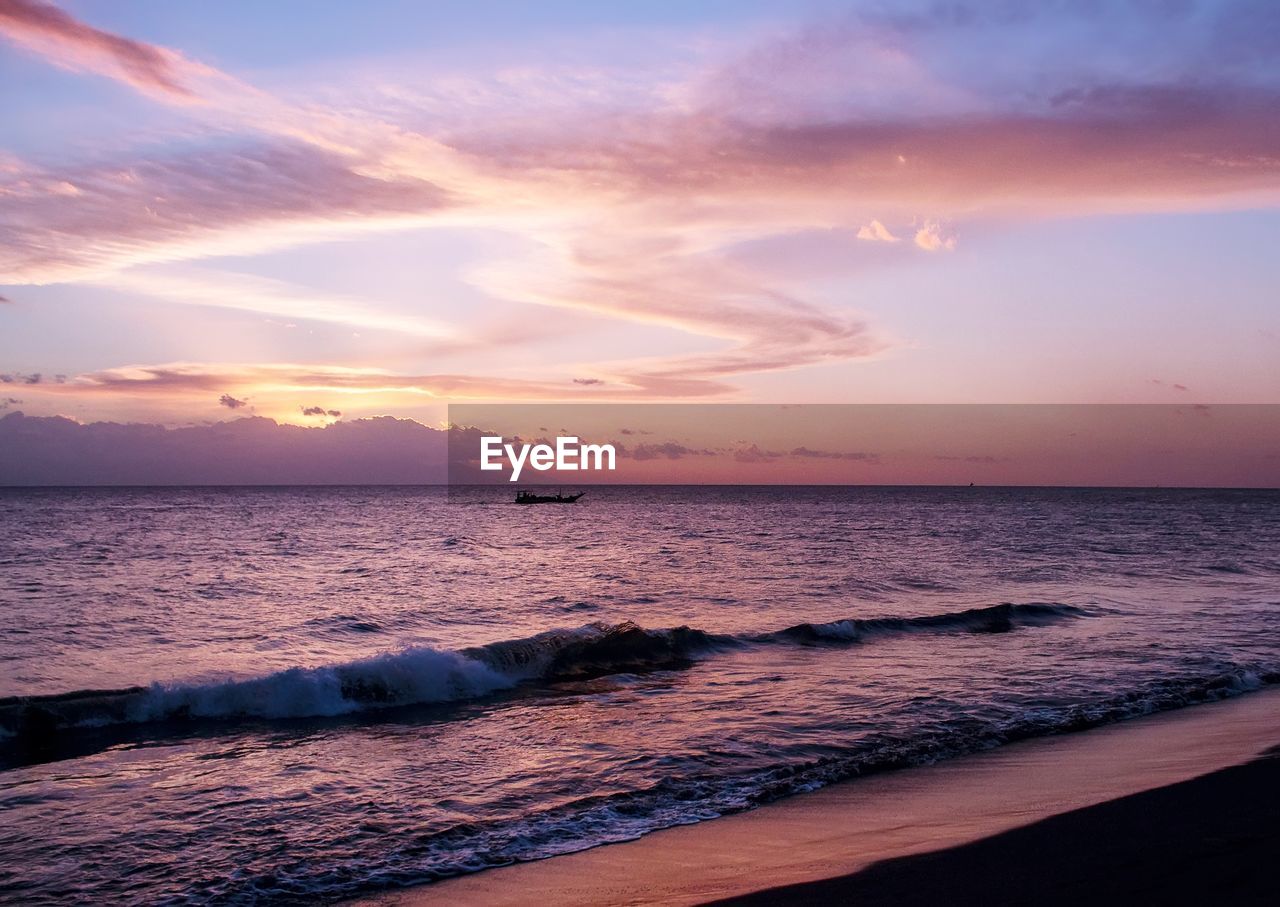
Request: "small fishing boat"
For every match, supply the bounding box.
[514,489,585,504]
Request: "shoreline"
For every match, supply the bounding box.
[359,686,1280,906]
[713,747,1279,905]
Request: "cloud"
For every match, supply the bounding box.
[218,394,248,409]
[99,268,457,339]
[449,83,1280,217]
[60,361,727,403]
[572,377,605,385]
[790,446,878,462]
[0,294,11,303]
[622,441,713,461]
[855,220,899,242]
[733,444,783,463]
[0,372,60,385]
[5,1,1280,408]
[471,235,885,393]
[0,0,199,98]
[0,411,447,484]
[0,142,450,283]
[914,220,956,252]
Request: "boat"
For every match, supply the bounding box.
[514,489,585,504]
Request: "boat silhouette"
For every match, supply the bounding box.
[514,489,585,504]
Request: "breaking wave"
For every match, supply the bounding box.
[0,603,1084,739]
[769,601,1084,642]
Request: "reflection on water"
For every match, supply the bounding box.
[0,486,1277,903]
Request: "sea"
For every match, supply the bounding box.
[1,485,1277,903]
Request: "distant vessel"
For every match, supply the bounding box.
[515,489,585,505]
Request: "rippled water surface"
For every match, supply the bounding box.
[1,486,1278,903]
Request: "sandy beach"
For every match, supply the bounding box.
[362,686,1280,906]
[716,747,1279,905]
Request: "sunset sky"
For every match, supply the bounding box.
[2,0,1279,430]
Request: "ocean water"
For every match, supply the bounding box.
[1,485,1278,903]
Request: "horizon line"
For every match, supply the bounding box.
[2,483,1277,491]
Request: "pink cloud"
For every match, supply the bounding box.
[0,142,448,282]
[450,85,1280,211]
[0,0,197,98]
[3,2,1280,410]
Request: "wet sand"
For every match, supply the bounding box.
[360,686,1280,906]
[712,747,1279,905]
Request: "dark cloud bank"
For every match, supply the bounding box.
[0,413,447,485]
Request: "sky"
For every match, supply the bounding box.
[1,0,1279,433]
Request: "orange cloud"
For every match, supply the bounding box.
[914,220,956,252]
[856,220,900,242]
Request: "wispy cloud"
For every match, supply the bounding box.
[4,1,1280,410]
[856,220,900,243]
[470,231,884,392]
[54,361,729,403]
[0,143,449,283]
[103,268,457,340]
[0,0,200,98]
[790,446,879,462]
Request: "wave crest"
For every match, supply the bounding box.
[0,604,1083,739]
[774,602,1085,643]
